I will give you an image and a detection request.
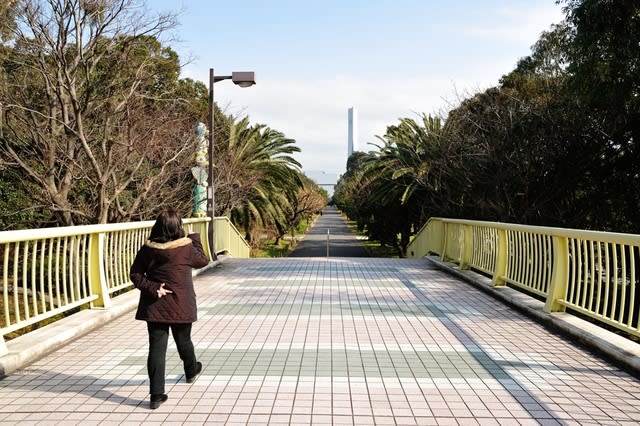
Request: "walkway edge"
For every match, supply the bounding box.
[426,255,640,376]
[0,260,222,377]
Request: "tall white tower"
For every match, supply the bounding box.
[348,107,358,157]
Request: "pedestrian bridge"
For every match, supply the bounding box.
[0,211,639,424]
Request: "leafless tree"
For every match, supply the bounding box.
[0,0,198,226]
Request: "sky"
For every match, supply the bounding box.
[146,0,565,177]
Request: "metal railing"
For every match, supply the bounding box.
[0,216,251,355]
[407,218,640,338]
[212,217,251,259]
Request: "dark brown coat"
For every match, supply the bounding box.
[130,233,209,323]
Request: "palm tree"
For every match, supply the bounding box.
[362,114,451,255]
[334,114,462,256]
[214,114,303,247]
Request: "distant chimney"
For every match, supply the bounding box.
[348,107,358,157]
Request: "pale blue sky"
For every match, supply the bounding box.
[147,0,565,174]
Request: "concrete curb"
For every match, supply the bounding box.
[0,260,222,377]
[425,255,640,376]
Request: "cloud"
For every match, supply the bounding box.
[206,74,495,175]
[461,4,565,44]
[180,2,566,176]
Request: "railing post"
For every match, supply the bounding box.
[460,225,473,270]
[227,219,232,256]
[88,232,111,309]
[440,222,449,262]
[203,218,214,261]
[493,228,507,286]
[544,235,569,313]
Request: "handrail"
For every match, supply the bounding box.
[0,216,250,355]
[407,218,640,338]
[212,217,251,258]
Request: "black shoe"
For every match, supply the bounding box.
[186,361,202,383]
[150,393,168,409]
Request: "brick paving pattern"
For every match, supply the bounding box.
[1,257,639,425]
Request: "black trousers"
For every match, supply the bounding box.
[146,322,198,395]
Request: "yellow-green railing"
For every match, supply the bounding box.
[408,218,640,338]
[212,217,251,259]
[0,216,250,355]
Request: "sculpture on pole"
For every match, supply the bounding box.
[191,122,209,217]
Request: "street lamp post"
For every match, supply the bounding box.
[207,68,256,260]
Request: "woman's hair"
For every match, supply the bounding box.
[149,209,185,243]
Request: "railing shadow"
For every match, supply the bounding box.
[396,274,618,423]
[1,368,146,408]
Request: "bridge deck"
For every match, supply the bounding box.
[1,256,639,424]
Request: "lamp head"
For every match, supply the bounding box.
[232,72,256,87]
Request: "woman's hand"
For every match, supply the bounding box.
[156,283,173,298]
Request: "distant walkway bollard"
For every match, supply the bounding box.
[327,228,330,257]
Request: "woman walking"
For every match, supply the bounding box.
[130,209,210,409]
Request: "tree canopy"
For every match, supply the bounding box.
[335,0,640,256]
[0,0,326,253]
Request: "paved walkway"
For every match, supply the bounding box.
[1,256,640,425]
[288,206,368,258]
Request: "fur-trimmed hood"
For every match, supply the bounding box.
[144,237,193,250]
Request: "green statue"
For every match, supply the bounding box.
[191,122,208,217]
